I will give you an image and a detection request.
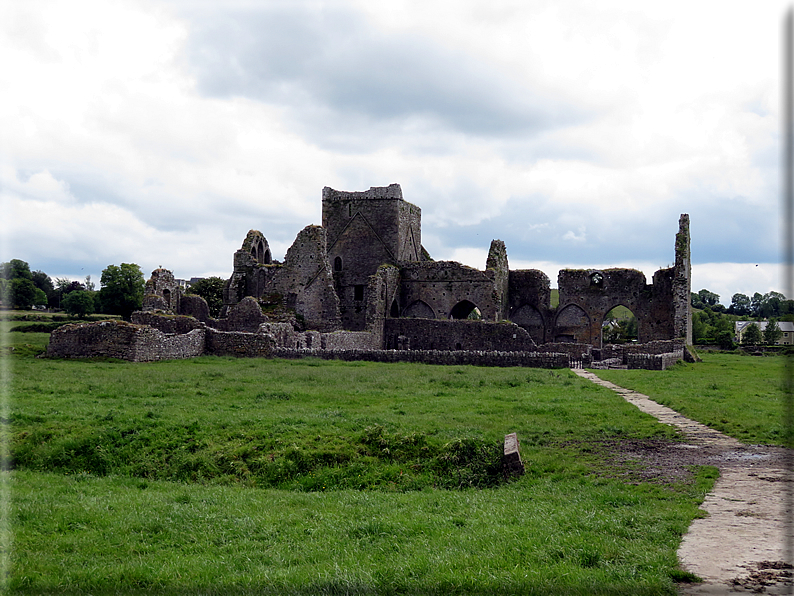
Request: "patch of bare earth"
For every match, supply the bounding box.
[572,369,793,595]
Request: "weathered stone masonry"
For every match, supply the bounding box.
[48,184,691,369]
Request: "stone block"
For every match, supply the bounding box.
[503,432,525,477]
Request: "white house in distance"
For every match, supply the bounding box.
[735,321,794,345]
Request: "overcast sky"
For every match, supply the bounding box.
[0,1,787,304]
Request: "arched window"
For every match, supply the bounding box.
[449,300,479,320]
[334,256,342,272]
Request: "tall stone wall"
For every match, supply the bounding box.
[384,318,535,352]
[249,226,341,331]
[398,261,499,321]
[554,267,677,346]
[486,240,510,320]
[507,270,552,344]
[672,214,692,344]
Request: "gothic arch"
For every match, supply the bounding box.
[449,300,480,320]
[403,300,435,319]
[510,303,544,343]
[554,304,590,343]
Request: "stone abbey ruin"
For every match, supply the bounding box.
[49,184,693,369]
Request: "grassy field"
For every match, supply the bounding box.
[0,309,121,334]
[2,332,721,594]
[595,353,787,446]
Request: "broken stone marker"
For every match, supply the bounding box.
[503,432,525,477]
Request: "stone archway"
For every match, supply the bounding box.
[554,304,590,343]
[449,300,480,320]
[510,304,545,344]
[602,304,639,345]
[403,300,435,319]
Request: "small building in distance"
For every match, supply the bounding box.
[735,320,794,345]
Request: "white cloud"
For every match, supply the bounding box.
[562,227,587,243]
[0,0,788,301]
[692,263,782,304]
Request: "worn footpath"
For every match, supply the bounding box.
[572,369,792,595]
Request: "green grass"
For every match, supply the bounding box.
[2,331,717,594]
[0,310,121,333]
[8,468,716,595]
[593,353,787,446]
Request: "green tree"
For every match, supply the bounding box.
[186,276,226,318]
[31,270,54,300]
[759,292,786,319]
[763,319,783,345]
[716,330,735,350]
[0,259,32,280]
[62,290,95,318]
[730,293,751,316]
[750,292,764,317]
[8,278,38,309]
[742,323,762,346]
[98,263,144,320]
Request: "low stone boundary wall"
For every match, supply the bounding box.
[626,351,682,370]
[272,348,570,368]
[623,339,684,357]
[321,330,380,350]
[205,328,275,357]
[47,320,205,362]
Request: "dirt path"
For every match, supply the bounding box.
[572,369,793,595]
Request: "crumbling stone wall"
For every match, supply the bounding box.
[179,293,212,323]
[672,214,692,344]
[143,268,183,313]
[553,267,679,346]
[131,311,204,334]
[223,227,341,331]
[219,296,269,332]
[486,240,510,320]
[364,264,402,347]
[47,320,205,362]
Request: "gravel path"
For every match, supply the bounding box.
[572,369,793,595]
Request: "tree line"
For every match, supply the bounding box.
[1,259,227,319]
[690,288,793,348]
[1,259,146,319]
[691,288,794,319]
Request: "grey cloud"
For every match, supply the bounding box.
[183,5,586,144]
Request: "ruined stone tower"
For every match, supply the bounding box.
[322,184,423,330]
